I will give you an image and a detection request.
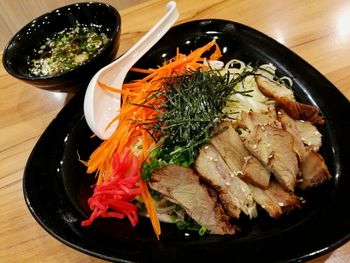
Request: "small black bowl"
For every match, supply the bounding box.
[2,2,121,93]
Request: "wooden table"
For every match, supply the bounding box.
[1,0,349,262]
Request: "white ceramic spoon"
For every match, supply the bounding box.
[84,1,179,139]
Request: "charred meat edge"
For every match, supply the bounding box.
[255,76,324,125]
[244,124,299,191]
[195,144,257,219]
[211,124,270,189]
[149,164,235,234]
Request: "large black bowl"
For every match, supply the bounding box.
[23,19,350,262]
[2,2,121,93]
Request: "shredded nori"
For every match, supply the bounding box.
[138,68,256,169]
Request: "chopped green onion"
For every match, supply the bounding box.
[28,25,109,76]
[199,226,207,236]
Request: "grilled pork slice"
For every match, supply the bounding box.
[264,181,301,214]
[149,165,235,235]
[206,187,237,233]
[255,76,324,125]
[277,111,307,160]
[279,110,322,152]
[248,180,301,218]
[211,125,270,189]
[248,184,283,218]
[241,156,271,189]
[244,124,299,191]
[195,144,257,219]
[298,150,332,190]
[238,109,281,132]
[277,111,330,189]
[211,125,247,171]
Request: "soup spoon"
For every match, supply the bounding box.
[84,1,179,139]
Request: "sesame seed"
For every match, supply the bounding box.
[243,155,251,161]
[253,144,257,149]
[184,233,190,237]
[278,202,284,207]
[225,182,231,186]
[298,196,306,204]
[204,146,209,150]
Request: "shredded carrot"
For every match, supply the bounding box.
[85,40,222,238]
[130,67,155,74]
[98,81,135,97]
[140,179,161,239]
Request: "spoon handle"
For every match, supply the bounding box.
[102,1,179,85]
[84,2,179,139]
[119,1,179,70]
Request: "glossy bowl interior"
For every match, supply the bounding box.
[2,2,121,93]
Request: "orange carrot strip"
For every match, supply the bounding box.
[140,179,161,239]
[98,81,135,97]
[130,67,155,74]
[123,82,146,89]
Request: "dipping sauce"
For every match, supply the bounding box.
[28,25,109,77]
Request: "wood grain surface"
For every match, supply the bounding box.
[1,0,349,262]
[0,0,148,50]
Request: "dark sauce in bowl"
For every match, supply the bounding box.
[2,2,121,92]
[28,25,109,77]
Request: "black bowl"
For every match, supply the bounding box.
[2,2,121,93]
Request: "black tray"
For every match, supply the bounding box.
[23,19,350,263]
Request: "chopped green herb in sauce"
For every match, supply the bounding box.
[28,25,109,76]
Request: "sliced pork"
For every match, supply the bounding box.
[195,144,257,219]
[298,150,332,190]
[211,125,247,171]
[279,110,322,152]
[247,179,301,218]
[238,109,281,132]
[244,124,299,191]
[255,76,324,125]
[264,181,301,214]
[241,156,271,189]
[149,164,235,235]
[210,125,271,189]
[248,184,283,218]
